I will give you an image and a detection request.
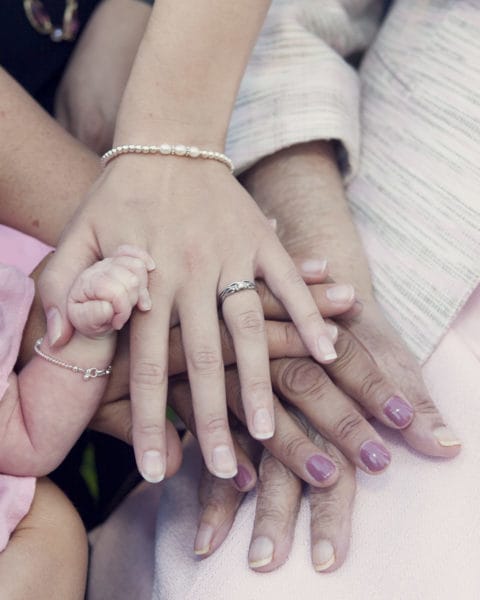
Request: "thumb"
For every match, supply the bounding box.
[38,233,97,347]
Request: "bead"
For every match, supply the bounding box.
[174,144,187,156]
[188,146,200,158]
[101,144,234,171]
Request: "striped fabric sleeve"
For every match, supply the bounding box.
[227,0,383,179]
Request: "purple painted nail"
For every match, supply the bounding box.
[360,441,391,472]
[383,395,414,427]
[234,465,252,490]
[306,455,337,482]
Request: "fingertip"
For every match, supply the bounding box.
[233,464,256,492]
[46,306,72,347]
[140,450,166,483]
[297,258,329,283]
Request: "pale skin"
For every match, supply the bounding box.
[1,25,461,575]
[0,478,88,600]
[0,246,154,477]
[39,0,340,485]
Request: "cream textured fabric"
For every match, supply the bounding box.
[229,0,480,363]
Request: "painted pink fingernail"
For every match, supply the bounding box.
[360,441,391,472]
[194,523,214,556]
[326,284,355,304]
[383,396,414,427]
[306,454,337,482]
[234,465,252,490]
[46,307,63,346]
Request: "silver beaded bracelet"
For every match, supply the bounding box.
[101,144,234,173]
[34,337,112,381]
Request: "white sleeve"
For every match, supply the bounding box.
[227,0,383,180]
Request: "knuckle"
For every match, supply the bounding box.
[309,493,347,527]
[279,431,309,461]
[135,422,164,438]
[357,372,387,401]
[331,335,360,372]
[203,416,230,436]
[132,360,167,390]
[244,378,272,399]
[188,348,223,375]
[331,412,365,443]
[412,395,440,417]
[232,309,265,336]
[280,359,329,398]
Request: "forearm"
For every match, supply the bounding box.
[0,69,100,245]
[241,141,374,298]
[114,0,271,146]
[0,478,87,600]
[0,334,114,477]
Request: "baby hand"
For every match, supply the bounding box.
[67,245,154,338]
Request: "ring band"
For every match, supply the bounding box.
[218,280,257,304]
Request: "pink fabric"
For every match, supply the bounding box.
[0,226,49,553]
[87,287,480,599]
[0,476,36,552]
[0,225,51,275]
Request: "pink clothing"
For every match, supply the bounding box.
[0,227,50,552]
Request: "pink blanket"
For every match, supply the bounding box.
[0,226,51,552]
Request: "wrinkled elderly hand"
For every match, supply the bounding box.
[55,0,151,154]
[189,141,461,573]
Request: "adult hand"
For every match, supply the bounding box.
[55,0,151,154]
[41,0,342,484]
[188,141,462,573]
[170,370,356,572]
[242,140,462,458]
[39,158,339,484]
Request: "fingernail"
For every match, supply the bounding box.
[194,523,214,556]
[318,335,337,362]
[326,323,338,342]
[360,441,391,472]
[234,465,253,490]
[268,218,278,231]
[145,256,156,271]
[212,445,237,478]
[306,454,337,482]
[326,284,355,304]
[383,395,414,427]
[141,450,165,483]
[139,290,152,311]
[46,307,63,346]
[313,539,336,572]
[252,408,274,439]
[433,426,462,447]
[248,536,274,568]
[301,259,328,274]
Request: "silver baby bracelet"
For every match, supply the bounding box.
[34,337,112,380]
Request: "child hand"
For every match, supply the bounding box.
[67,245,154,338]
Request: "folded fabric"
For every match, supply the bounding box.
[0,261,37,552]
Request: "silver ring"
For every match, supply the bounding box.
[218,280,257,304]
